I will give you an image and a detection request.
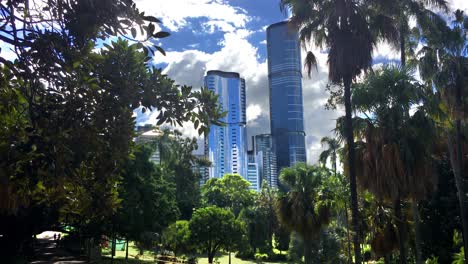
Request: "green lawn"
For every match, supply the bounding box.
[101,242,289,264]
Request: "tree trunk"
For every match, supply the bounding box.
[394,199,407,264]
[384,255,390,264]
[111,235,116,264]
[400,30,406,66]
[447,61,468,264]
[125,238,129,261]
[208,253,214,264]
[303,236,314,264]
[345,202,352,264]
[228,250,231,264]
[449,126,468,264]
[343,77,362,264]
[412,201,423,264]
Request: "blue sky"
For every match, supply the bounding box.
[1,0,466,162]
[131,0,467,162]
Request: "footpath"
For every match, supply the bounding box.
[29,238,87,264]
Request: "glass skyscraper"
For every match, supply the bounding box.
[253,134,278,189]
[204,70,248,179]
[267,21,307,173]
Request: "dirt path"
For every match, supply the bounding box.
[29,238,87,264]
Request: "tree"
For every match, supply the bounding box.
[274,224,291,254]
[276,163,332,264]
[279,1,397,262]
[189,206,246,264]
[348,65,437,263]
[202,174,255,216]
[0,7,223,256]
[162,220,192,257]
[115,144,179,256]
[319,137,341,177]
[148,129,205,220]
[418,10,468,263]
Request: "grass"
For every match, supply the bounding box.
[101,242,289,264]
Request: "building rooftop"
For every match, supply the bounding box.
[206,70,240,78]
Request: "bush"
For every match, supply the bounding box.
[267,253,288,262]
[235,249,255,260]
[255,253,269,261]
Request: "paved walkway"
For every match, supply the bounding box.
[29,238,87,264]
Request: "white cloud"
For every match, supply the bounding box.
[134,0,249,32]
[450,0,468,12]
[247,104,262,122]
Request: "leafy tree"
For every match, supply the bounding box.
[202,174,255,216]
[189,206,246,264]
[156,129,205,220]
[319,137,341,176]
[115,144,179,256]
[345,65,437,263]
[418,10,468,262]
[0,4,223,256]
[276,163,332,264]
[162,220,192,257]
[279,2,398,261]
[274,224,291,254]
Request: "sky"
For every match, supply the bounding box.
[1,0,466,163]
[131,0,468,163]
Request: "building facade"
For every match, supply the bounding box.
[253,134,278,188]
[135,128,163,165]
[267,21,307,174]
[247,162,260,191]
[205,70,248,179]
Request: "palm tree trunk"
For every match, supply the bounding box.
[125,238,129,261]
[345,202,352,264]
[394,199,407,264]
[412,201,423,264]
[303,236,314,264]
[384,255,390,264]
[400,29,406,66]
[343,77,362,264]
[449,124,468,264]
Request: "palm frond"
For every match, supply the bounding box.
[304,51,318,77]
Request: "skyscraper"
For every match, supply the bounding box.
[205,70,248,179]
[267,21,307,174]
[253,134,278,188]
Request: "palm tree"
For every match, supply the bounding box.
[350,65,437,264]
[418,10,468,263]
[319,136,341,176]
[367,0,447,66]
[276,163,331,264]
[279,1,398,262]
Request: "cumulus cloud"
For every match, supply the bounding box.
[135,0,464,163]
[247,104,262,122]
[135,0,249,32]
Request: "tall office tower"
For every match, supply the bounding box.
[205,70,248,179]
[247,162,260,191]
[135,128,163,164]
[253,134,278,188]
[267,21,307,175]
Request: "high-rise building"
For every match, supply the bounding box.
[205,70,248,179]
[267,21,307,174]
[247,162,260,191]
[253,134,278,188]
[135,127,164,164]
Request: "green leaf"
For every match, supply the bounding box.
[154,31,170,38]
[148,23,155,35]
[143,16,162,23]
[155,46,166,56]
